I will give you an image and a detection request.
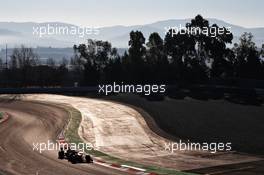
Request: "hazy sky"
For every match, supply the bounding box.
[0,0,263,27]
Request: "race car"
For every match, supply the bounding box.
[58,147,93,164]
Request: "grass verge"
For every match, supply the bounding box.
[61,104,196,175]
[0,112,3,120]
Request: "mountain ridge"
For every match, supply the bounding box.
[0,18,263,48]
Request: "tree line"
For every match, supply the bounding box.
[0,15,264,88]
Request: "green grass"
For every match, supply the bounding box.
[0,112,3,120]
[61,104,196,175]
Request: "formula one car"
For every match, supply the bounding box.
[58,148,93,164]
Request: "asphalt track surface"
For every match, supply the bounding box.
[0,100,128,175]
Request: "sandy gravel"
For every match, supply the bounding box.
[8,94,261,171]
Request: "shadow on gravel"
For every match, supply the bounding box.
[0,94,25,103]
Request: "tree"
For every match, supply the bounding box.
[146,32,169,83]
[46,58,56,67]
[10,45,38,69]
[73,39,117,85]
[9,45,39,86]
[61,57,69,67]
[233,32,262,79]
[209,24,234,78]
[261,44,264,57]
[128,31,146,63]
[0,57,2,69]
[127,31,146,83]
[186,14,210,63]
[146,33,164,64]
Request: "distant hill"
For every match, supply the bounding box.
[0,47,75,64]
[0,19,263,48]
[0,47,127,63]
